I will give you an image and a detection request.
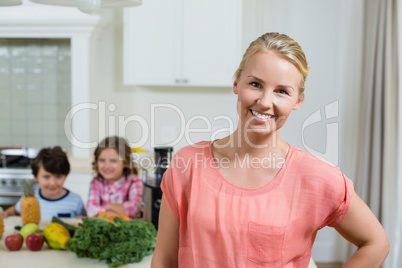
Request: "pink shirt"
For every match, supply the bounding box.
[161,141,354,267]
[86,174,143,218]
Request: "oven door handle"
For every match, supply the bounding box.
[0,192,22,197]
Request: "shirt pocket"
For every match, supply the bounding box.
[247,222,287,266]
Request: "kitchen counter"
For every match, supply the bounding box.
[1,217,318,268]
[0,216,152,268]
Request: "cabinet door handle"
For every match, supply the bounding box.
[174,79,189,84]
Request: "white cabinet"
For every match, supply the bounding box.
[123,0,242,87]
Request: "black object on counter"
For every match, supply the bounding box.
[154,147,173,185]
[143,181,163,230]
[143,146,173,230]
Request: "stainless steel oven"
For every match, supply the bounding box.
[0,169,34,209]
[0,148,39,210]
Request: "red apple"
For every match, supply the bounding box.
[5,233,23,251]
[26,233,45,251]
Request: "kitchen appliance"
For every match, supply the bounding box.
[142,147,173,230]
[0,148,39,210]
[0,148,40,168]
[0,169,34,209]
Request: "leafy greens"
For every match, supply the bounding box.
[68,217,157,267]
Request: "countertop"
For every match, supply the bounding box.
[0,216,152,268]
[1,217,318,268]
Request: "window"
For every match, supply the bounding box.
[0,38,71,148]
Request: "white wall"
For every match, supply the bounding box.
[64,173,93,205]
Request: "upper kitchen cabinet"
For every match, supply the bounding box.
[123,0,242,87]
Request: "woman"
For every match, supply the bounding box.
[151,33,389,267]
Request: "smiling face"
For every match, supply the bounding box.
[234,51,302,138]
[96,147,125,183]
[35,166,67,200]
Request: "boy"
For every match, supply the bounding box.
[4,146,86,218]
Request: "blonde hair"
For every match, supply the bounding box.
[235,32,310,100]
[92,136,137,179]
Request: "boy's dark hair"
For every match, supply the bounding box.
[31,146,70,177]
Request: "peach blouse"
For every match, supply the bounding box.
[161,141,353,267]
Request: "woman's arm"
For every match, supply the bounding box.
[151,196,179,268]
[335,192,390,267]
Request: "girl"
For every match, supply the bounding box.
[86,136,142,219]
[151,33,389,267]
